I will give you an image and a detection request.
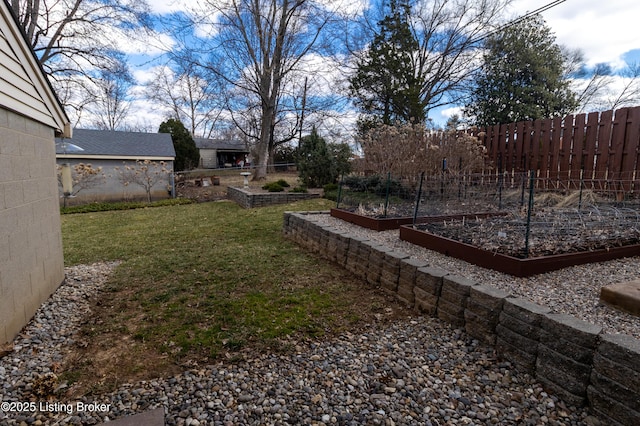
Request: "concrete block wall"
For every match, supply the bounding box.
[227,186,319,209]
[1,109,65,344]
[588,333,640,424]
[283,211,640,425]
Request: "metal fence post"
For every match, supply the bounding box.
[524,170,535,258]
[413,172,425,226]
[384,172,391,217]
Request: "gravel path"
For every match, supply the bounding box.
[0,259,608,425]
[313,214,640,340]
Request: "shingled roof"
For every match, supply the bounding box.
[56,129,175,159]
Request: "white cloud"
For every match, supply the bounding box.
[127,98,173,130]
[439,106,463,121]
[293,53,351,97]
[148,0,192,15]
[132,65,173,85]
[509,0,640,67]
[318,0,369,17]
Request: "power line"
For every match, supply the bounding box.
[471,0,568,45]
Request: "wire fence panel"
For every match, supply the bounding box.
[412,173,640,258]
[338,171,640,259]
[336,174,418,218]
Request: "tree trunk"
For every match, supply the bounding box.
[253,144,269,180]
[253,103,274,180]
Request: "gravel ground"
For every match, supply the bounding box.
[0,261,607,426]
[314,214,640,340]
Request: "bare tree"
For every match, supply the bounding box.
[88,59,134,130]
[182,0,334,180]
[411,0,513,113]
[605,62,640,110]
[144,62,226,138]
[573,65,612,112]
[116,160,170,202]
[563,47,640,112]
[10,0,151,117]
[347,0,513,119]
[573,62,640,112]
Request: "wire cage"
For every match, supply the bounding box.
[411,170,640,258]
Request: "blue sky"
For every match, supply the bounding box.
[115,0,640,132]
[435,0,640,123]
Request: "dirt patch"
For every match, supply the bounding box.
[61,274,412,397]
[175,170,305,202]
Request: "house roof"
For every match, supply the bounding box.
[194,138,249,152]
[56,129,176,160]
[0,0,71,137]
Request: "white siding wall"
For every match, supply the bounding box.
[0,13,59,130]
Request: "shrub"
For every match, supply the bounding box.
[343,175,412,199]
[356,123,486,180]
[291,186,308,193]
[262,182,285,192]
[275,179,291,188]
[297,128,352,188]
[61,198,194,214]
[323,183,339,192]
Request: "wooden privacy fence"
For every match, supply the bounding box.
[475,106,640,192]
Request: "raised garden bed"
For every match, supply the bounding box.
[330,208,504,231]
[228,186,320,208]
[400,210,640,277]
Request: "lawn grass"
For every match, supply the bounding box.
[60,198,405,394]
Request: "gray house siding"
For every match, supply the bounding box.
[194,138,249,169]
[199,149,217,168]
[1,109,65,344]
[56,129,176,205]
[57,158,174,204]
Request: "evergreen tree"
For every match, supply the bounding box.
[296,128,351,187]
[158,119,200,171]
[465,14,577,126]
[349,0,425,130]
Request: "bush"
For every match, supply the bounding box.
[275,179,291,188]
[262,182,285,192]
[356,123,486,178]
[61,198,194,214]
[343,175,381,192]
[297,128,352,188]
[323,183,339,192]
[343,175,412,199]
[291,186,308,193]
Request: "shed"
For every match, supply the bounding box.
[55,129,176,204]
[194,138,249,168]
[1,0,72,344]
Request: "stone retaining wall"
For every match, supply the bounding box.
[283,211,640,426]
[228,186,319,208]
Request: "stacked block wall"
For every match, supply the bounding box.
[283,211,640,425]
[228,186,319,209]
[1,110,65,344]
